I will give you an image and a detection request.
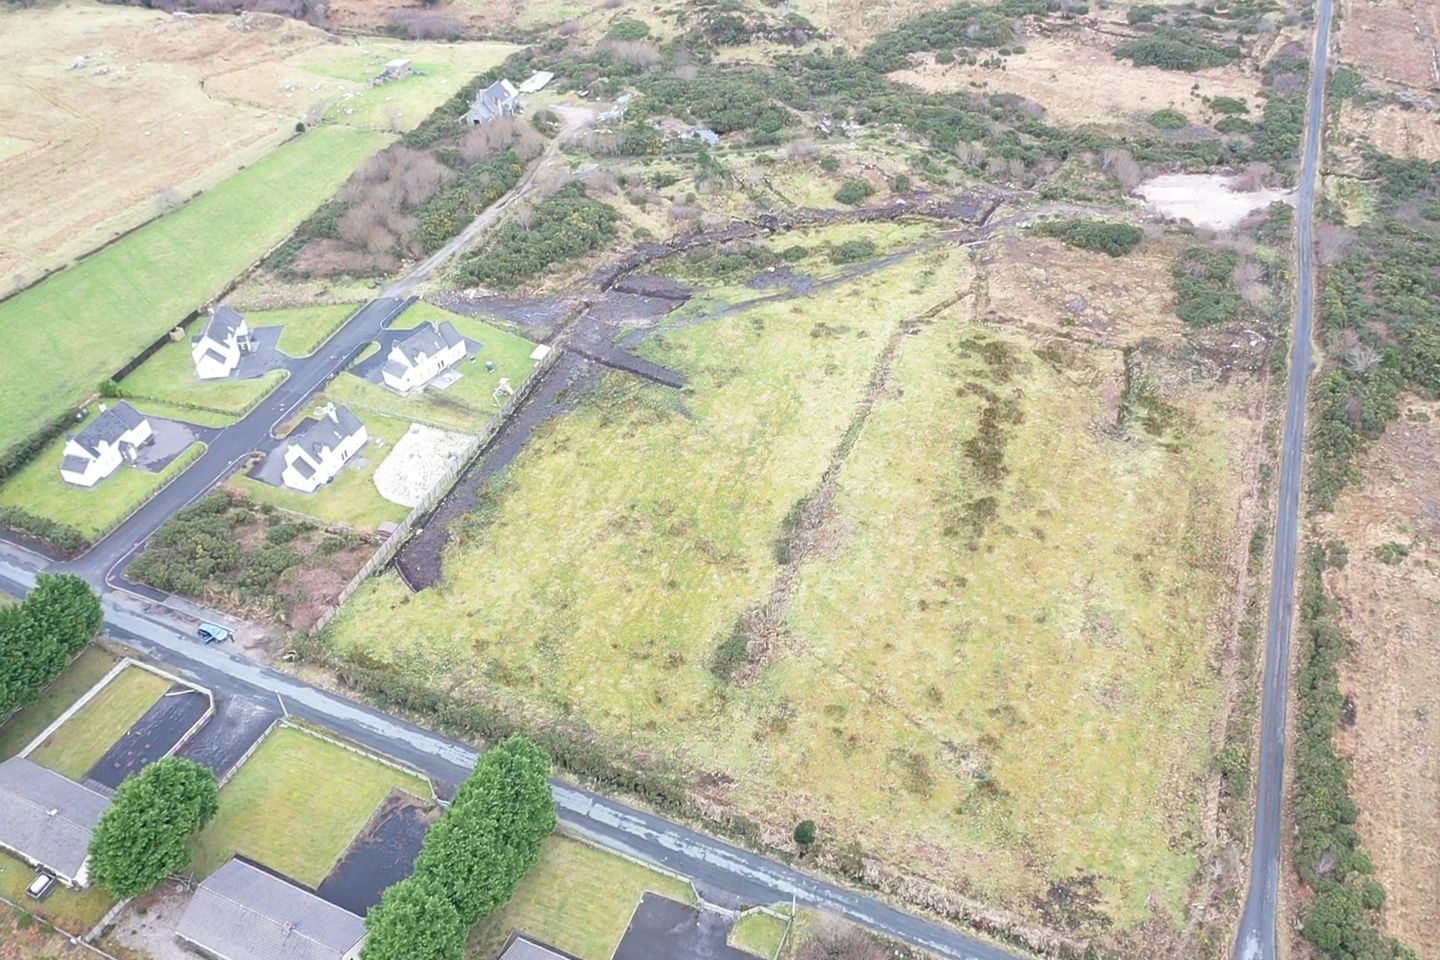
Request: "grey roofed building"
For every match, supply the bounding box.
[176,858,367,960]
[496,933,584,960]
[67,400,148,458]
[464,78,521,124]
[199,305,246,345]
[382,321,464,374]
[290,404,365,460]
[0,757,110,887]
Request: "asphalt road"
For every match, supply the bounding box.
[1232,1,1334,958]
[0,558,1020,960]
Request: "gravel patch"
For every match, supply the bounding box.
[1137,173,1293,230]
[373,423,473,508]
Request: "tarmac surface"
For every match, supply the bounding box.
[85,682,210,789]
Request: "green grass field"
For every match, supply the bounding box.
[26,665,170,780]
[466,836,695,960]
[0,647,119,761]
[312,42,519,132]
[188,725,430,885]
[0,127,389,454]
[0,414,204,540]
[227,400,411,530]
[272,303,361,356]
[327,303,539,433]
[326,242,1259,930]
[0,852,114,932]
[730,910,789,958]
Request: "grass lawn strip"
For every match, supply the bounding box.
[0,647,120,761]
[0,852,114,932]
[0,417,205,540]
[0,126,389,453]
[728,910,789,958]
[26,665,170,780]
[270,303,362,356]
[465,836,695,960]
[187,725,430,886]
[227,401,412,530]
[327,304,538,433]
[311,42,519,132]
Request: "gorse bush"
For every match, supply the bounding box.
[454,184,618,287]
[1032,219,1143,256]
[1147,107,1188,130]
[1172,246,1243,326]
[860,0,1049,73]
[1113,27,1240,70]
[833,179,876,206]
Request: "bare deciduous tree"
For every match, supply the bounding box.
[1101,147,1143,191]
[1316,222,1355,265]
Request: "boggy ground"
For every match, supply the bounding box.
[325,221,1269,953]
[1319,399,1440,956]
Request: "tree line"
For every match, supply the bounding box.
[0,574,102,720]
[363,736,556,960]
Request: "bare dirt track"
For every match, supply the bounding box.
[1321,400,1440,956]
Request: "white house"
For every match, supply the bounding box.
[463,79,521,125]
[191,305,250,380]
[380,321,467,392]
[280,404,368,493]
[60,401,152,487]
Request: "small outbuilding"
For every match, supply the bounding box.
[374,58,411,85]
[60,401,153,488]
[175,857,367,960]
[0,757,110,889]
[464,79,521,125]
[518,70,554,94]
[280,403,368,493]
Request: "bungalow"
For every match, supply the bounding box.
[60,401,153,488]
[192,305,251,380]
[175,857,367,960]
[380,320,467,393]
[464,79,521,125]
[280,404,368,493]
[0,757,110,889]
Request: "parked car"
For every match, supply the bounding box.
[197,623,231,645]
[26,872,55,901]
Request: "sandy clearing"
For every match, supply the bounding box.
[373,422,473,507]
[1137,174,1293,230]
[890,35,1263,130]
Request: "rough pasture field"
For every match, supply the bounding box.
[0,0,514,292]
[1318,400,1440,955]
[0,126,384,455]
[327,224,1267,949]
[1335,0,1440,90]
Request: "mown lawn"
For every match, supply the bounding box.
[226,400,411,530]
[327,303,538,433]
[326,243,1257,929]
[729,910,789,958]
[0,412,204,540]
[465,836,694,960]
[188,724,431,885]
[0,852,114,933]
[272,303,360,356]
[0,126,389,454]
[0,646,119,761]
[27,665,170,780]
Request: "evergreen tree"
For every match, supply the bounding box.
[88,758,219,898]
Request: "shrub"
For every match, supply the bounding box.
[1113,28,1240,71]
[860,0,1050,73]
[794,820,817,846]
[828,238,877,264]
[1172,246,1243,325]
[1209,95,1250,115]
[833,179,875,206]
[295,120,307,133]
[0,574,101,718]
[0,408,83,487]
[1032,219,1143,256]
[818,154,841,173]
[454,184,618,288]
[607,17,650,40]
[1147,107,1188,130]
[1374,541,1408,565]
[890,172,912,193]
[88,758,219,898]
[362,877,464,960]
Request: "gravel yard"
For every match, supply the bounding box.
[373,423,473,508]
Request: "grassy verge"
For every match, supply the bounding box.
[272,304,361,356]
[465,835,694,960]
[26,666,170,780]
[0,429,205,541]
[0,126,390,453]
[188,725,430,885]
[0,647,119,761]
[227,402,412,530]
[730,910,789,958]
[327,304,538,433]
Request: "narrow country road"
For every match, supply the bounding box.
[0,557,1020,960]
[1233,0,1334,957]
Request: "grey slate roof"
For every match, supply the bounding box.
[0,757,109,882]
[287,405,365,459]
[497,933,583,960]
[176,858,366,960]
[467,79,520,123]
[69,401,147,457]
[200,305,246,344]
[382,321,465,383]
